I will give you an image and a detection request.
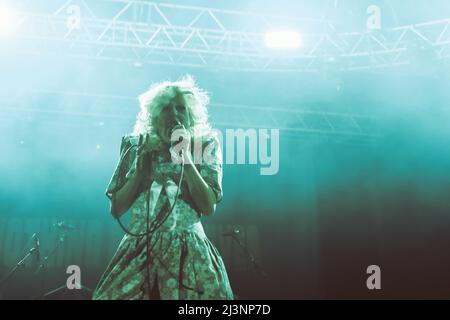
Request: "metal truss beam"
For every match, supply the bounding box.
[7,0,449,72]
[0,90,382,143]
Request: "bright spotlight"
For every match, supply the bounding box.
[265,31,301,49]
[0,5,17,35]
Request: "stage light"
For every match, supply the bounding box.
[265,31,301,49]
[0,5,17,35]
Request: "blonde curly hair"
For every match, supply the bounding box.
[132,75,212,139]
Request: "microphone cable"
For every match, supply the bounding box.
[108,136,203,296]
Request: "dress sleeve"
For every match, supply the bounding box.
[105,135,135,201]
[198,134,223,204]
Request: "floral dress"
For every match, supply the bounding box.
[92,133,234,300]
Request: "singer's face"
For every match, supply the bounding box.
[155,95,192,144]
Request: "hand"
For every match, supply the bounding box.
[136,133,163,173]
[169,127,193,165]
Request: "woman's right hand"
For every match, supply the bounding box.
[113,134,161,218]
[136,133,162,173]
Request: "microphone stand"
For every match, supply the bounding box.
[37,226,92,300]
[36,223,77,275]
[35,232,66,275]
[0,238,40,294]
[228,232,268,278]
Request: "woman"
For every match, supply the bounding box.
[92,76,233,300]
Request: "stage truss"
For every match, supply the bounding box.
[0,90,382,144]
[7,0,450,72]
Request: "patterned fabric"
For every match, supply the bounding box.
[92,133,234,300]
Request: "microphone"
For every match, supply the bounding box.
[170,121,185,146]
[169,121,190,166]
[54,221,76,231]
[222,229,240,237]
[32,233,40,262]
